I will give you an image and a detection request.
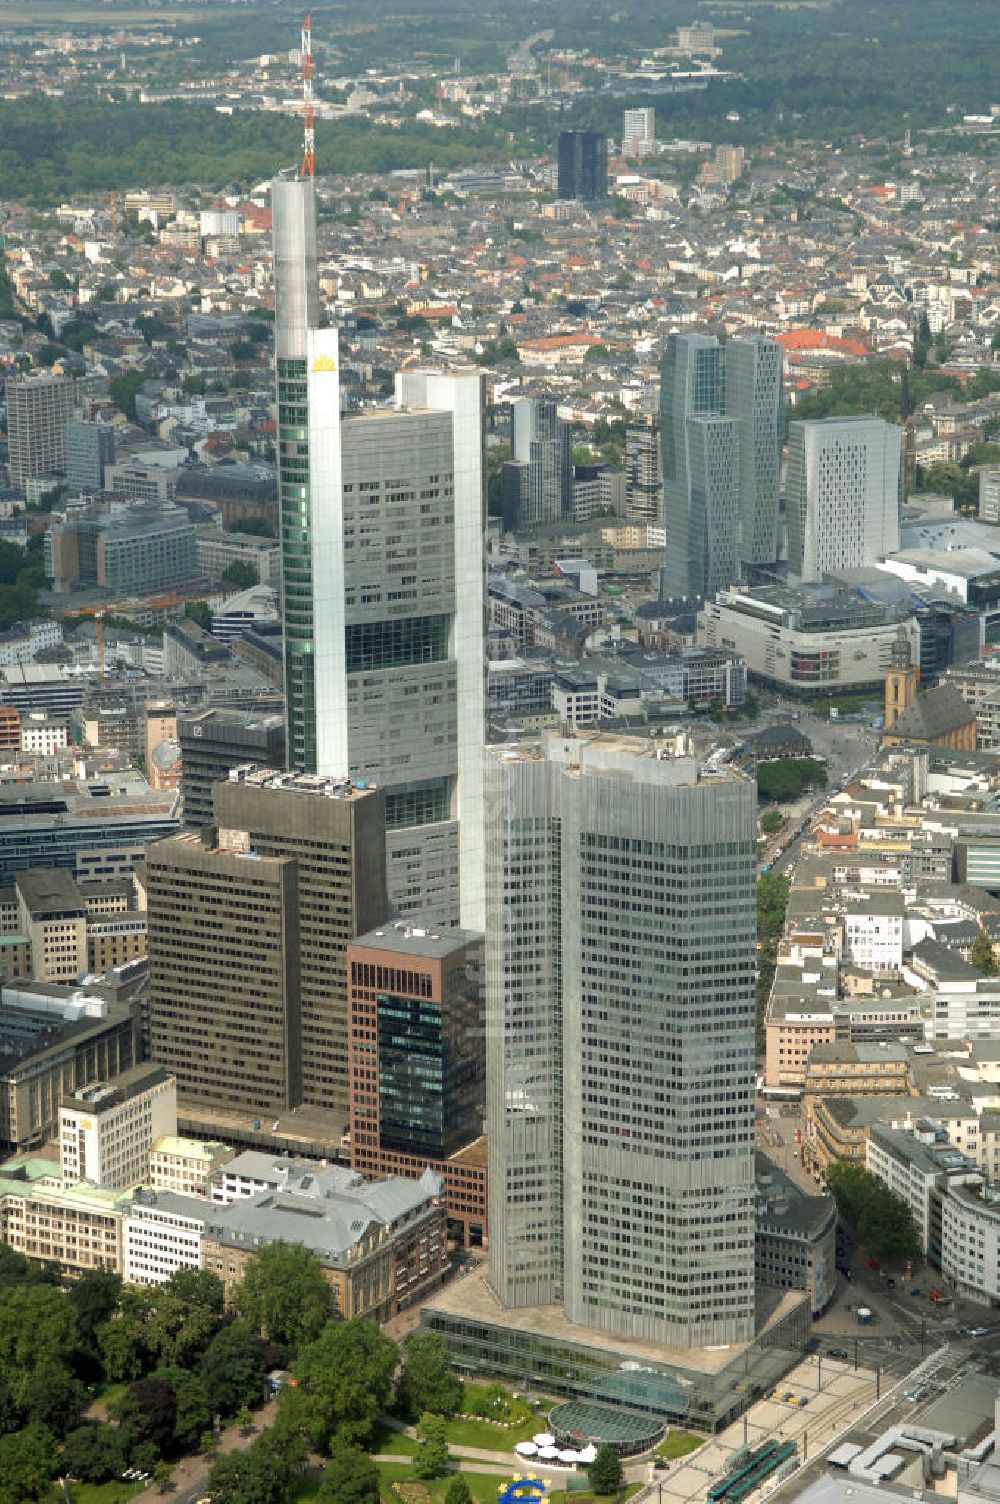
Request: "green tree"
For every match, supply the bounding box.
[152,1366,211,1451]
[18,1358,85,1438]
[199,1322,269,1418]
[588,1446,623,1495]
[153,1459,174,1490]
[98,1297,155,1382]
[413,1412,450,1479]
[287,1318,396,1452]
[396,1331,461,1422]
[61,1424,126,1485]
[971,929,998,976]
[109,367,152,420]
[117,1377,177,1459]
[235,1241,333,1352]
[445,1476,473,1504]
[208,1428,303,1504]
[223,559,259,590]
[68,1269,122,1357]
[184,600,213,631]
[316,1442,381,1504]
[229,516,275,537]
[0,1283,77,1410]
[584,343,612,363]
[826,1161,920,1260]
[0,1425,54,1502]
[756,758,827,803]
[760,810,784,836]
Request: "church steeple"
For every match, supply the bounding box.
[884,627,919,729]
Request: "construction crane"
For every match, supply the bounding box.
[300,15,315,179]
[95,611,106,681]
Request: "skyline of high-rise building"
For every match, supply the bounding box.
[7,372,77,493]
[725,337,783,569]
[625,419,663,527]
[271,175,486,931]
[487,732,758,1349]
[147,766,387,1123]
[502,396,572,529]
[622,106,655,157]
[65,418,115,495]
[785,414,901,582]
[557,130,609,201]
[660,333,783,599]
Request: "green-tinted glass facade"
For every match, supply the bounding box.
[277,356,316,772]
[344,614,449,674]
[377,966,481,1159]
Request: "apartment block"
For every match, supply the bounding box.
[60,1064,177,1189]
[0,1156,129,1274]
[149,1135,236,1196]
[6,373,76,491]
[124,1190,207,1286]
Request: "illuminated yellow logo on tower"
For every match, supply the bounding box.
[311,354,337,373]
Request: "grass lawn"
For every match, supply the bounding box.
[86,1381,128,1416]
[372,1421,419,1456]
[58,1483,144,1504]
[444,1413,541,1450]
[655,1431,704,1461]
[376,1460,512,1504]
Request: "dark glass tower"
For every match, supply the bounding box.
[557,130,608,201]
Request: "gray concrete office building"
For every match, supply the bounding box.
[271,174,485,931]
[487,733,758,1349]
[148,766,387,1124]
[7,374,76,492]
[178,707,286,828]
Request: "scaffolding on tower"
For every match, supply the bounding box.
[300,15,315,179]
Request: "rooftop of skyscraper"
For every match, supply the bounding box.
[224,765,378,800]
[491,728,750,784]
[353,920,482,960]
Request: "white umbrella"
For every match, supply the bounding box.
[515,1443,538,1457]
[559,1451,580,1464]
[539,1447,560,1461]
[578,1444,598,1463]
[534,1434,556,1448]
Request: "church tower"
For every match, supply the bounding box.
[884,628,919,730]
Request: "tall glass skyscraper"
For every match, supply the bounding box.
[271,177,486,929]
[487,733,758,1349]
[660,333,782,598]
[725,338,783,569]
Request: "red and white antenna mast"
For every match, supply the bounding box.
[300,14,315,179]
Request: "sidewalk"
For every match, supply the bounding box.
[148,1397,279,1501]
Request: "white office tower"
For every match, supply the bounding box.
[272,175,486,930]
[487,733,757,1348]
[622,107,655,157]
[786,415,902,582]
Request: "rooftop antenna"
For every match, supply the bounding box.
[300,15,315,179]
